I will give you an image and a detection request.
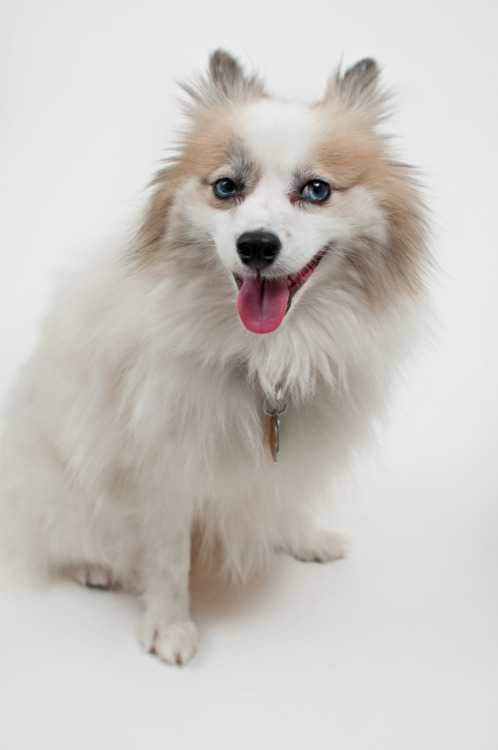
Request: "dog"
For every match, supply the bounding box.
[0,50,430,664]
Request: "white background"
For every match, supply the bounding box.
[1,1,497,748]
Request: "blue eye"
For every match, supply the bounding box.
[213,177,239,199]
[300,180,330,203]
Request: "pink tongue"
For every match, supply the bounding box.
[237,276,290,334]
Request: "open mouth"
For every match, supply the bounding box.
[234,249,326,334]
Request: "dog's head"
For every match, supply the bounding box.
[138,51,428,336]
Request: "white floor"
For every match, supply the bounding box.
[2,461,497,750]
[1,1,498,748]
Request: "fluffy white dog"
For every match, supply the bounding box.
[0,51,430,664]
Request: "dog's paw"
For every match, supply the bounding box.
[139,618,199,665]
[288,530,348,563]
[70,563,117,589]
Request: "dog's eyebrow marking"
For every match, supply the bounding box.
[290,168,345,198]
[225,141,259,186]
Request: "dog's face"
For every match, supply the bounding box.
[209,100,335,276]
[188,98,388,333]
[139,52,427,336]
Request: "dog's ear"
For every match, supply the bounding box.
[337,59,379,104]
[208,50,266,98]
[325,58,388,120]
[181,49,267,110]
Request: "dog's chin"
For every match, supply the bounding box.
[233,249,326,335]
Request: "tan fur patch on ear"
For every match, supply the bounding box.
[313,106,429,308]
[135,103,242,262]
[181,49,267,114]
[312,114,385,188]
[324,58,390,125]
[208,49,266,100]
[174,105,240,180]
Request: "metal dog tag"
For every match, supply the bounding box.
[263,390,288,463]
[269,413,280,462]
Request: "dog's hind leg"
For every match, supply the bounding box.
[282,529,348,563]
[68,562,118,590]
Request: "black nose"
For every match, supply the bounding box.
[236,231,281,270]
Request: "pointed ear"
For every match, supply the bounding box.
[325,58,388,118]
[209,49,266,98]
[181,49,266,109]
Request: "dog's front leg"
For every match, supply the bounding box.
[138,490,198,665]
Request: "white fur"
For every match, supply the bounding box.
[0,55,428,665]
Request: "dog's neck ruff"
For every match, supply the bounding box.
[262,386,288,462]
